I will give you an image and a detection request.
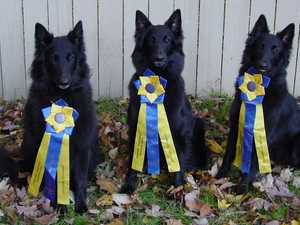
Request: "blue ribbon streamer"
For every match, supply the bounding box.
[42,99,78,202]
[237,67,270,173]
[133,69,167,174]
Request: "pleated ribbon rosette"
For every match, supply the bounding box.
[132,69,180,174]
[234,66,271,173]
[28,99,79,204]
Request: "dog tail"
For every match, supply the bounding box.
[0,147,16,179]
[193,117,207,168]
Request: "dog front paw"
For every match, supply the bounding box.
[120,183,135,194]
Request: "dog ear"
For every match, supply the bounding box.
[249,14,270,37]
[35,23,53,51]
[165,9,182,36]
[135,10,152,35]
[277,23,295,46]
[68,21,84,47]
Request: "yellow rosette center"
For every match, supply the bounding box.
[138,76,165,103]
[238,72,265,101]
[45,104,75,133]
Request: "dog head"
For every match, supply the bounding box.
[243,14,295,77]
[32,21,87,89]
[132,9,184,69]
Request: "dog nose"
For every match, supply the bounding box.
[259,62,267,70]
[156,55,164,62]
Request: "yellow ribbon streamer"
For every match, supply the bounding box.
[132,103,147,172]
[28,133,51,196]
[157,103,180,172]
[234,101,246,169]
[254,104,271,173]
[57,134,70,204]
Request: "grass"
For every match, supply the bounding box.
[2,94,300,224]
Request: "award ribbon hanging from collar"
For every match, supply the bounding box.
[234,66,271,174]
[28,99,79,204]
[132,69,180,174]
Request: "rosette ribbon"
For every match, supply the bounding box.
[28,99,78,204]
[132,69,180,174]
[234,66,271,173]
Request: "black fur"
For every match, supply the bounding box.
[215,15,299,194]
[0,21,103,213]
[121,9,206,193]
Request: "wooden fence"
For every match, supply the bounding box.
[0,0,300,100]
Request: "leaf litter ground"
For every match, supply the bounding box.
[0,96,300,224]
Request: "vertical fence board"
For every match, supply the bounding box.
[276,0,300,95]
[48,0,73,36]
[249,0,276,33]
[73,0,99,100]
[123,0,148,98]
[1,1,300,100]
[197,0,224,96]
[149,0,173,24]
[0,0,26,100]
[23,0,48,93]
[174,0,199,96]
[98,0,123,97]
[221,0,250,95]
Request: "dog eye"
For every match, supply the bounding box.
[259,43,264,49]
[51,55,59,62]
[67,54,75,61]
[164,38,171,43]
[150,37,155,42]
[272,47,279,53]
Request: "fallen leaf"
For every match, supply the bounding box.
[246,197,273,211]
[192,218,209,225]
[292,177,300,188]
[16,205,37,216]
[96,174,119,193]
[280,168,293,182]
[166,218,183,225]
[111,206,125,215]
[96,193,114,206]
[111,193,132,206]
[88,209,100,214]
[15,186,27,200]
[108,147,118,159]
[99,209,115,222]
[218,199,231,210]
[206,139,223,153]
[186,199,203,213]
[209,162,218,177]
[107,218,125,225]
[265,186,296,198]
[33,213,59,225]
[199,203,213,217]
[145,205,163,217]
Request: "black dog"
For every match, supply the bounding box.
[0,21,102,213]
[215,15,299,194]
[121,9,206,193]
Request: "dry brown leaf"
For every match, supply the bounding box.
[112,193,132,206]
[186,199,204,213]
[33,213,59,225]
[99,209,115,222]
[199,203,213,217]
[166,218,183,225]
[206,139,223,153]
[145,204,163,217]
[107,218,125,225]
[96,193,114,206]
[96,174,119,193]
